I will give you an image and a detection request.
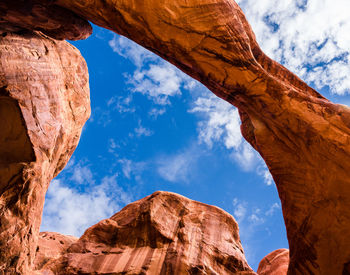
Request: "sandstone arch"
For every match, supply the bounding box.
[52,0,350,273]
[0,0,350,274]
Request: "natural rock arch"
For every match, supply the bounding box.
[1,0,350,274]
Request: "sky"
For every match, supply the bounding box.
[40,0,350,271]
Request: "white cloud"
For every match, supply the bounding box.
[127,62,183,105]
[190,93,262,171]
[265,203,281,216]
[108,138,119,153]
[107,95,135,114]
[42,175,132,237]
[237,0,350,95]
[233,199,248,222]
[134,120,153,137]
[70,163,94,185]
[118,158,146,180]
[157,146,199,184]
[260,168,274,186]
[232,198,282,265]
[232,143,259,172]
[249,213,265,225]
[190,94,242,149]
[148,107,166,119]
[109,28,277,186]
[109,35,156,68]
[109,35,194,105]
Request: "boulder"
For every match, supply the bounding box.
[36,191,256,275]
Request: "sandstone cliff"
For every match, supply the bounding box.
[34,191,255,275]
[0,31,90,273]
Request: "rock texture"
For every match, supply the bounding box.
[0,0,92,40]
[34,232,78,271]
[0,31,90,273]
[257,249,289,275]
[49,0,350,274]
[2,0,350,274]
[35,191,256,275]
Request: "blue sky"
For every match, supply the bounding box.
[40,1,350,271]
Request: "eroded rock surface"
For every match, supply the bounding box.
[1,0,350,274]
[0,0,92,40]
[35,191,256,275]
[257,249,289,275]
[51,0,350,273]
[34,232,78,271]
[0,31,90,273]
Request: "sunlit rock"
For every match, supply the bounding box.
[35,191,256,274]
[0,31,90,273]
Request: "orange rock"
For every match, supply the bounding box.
[34,232,78,271]
[257,249,289,275]
[0,0,92,40]
[0,31,90,273]
[51,0,350,273]
[35,191,256,275]
[1,0,350,273]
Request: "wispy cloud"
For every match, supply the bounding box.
[237,0,350,95]
[109,33,276,186]
[42,162,133,237]
[157,145,200,184]
[134,120,153,137]
[118,158,146,180]
[109,35,194,105]
[70,162,94,185]
[109,35,156,68]
[107,95,136,114]
[265,203,280,216]
[148,107,166,119]
[232,198,282,266]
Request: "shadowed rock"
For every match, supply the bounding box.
[0,31,90,273]
[35,191,256,275]
[0,0,92,40]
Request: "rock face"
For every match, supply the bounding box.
[0,0,92,40]
[0,31,90,273]
[34,232,78,271]
[50,0,350,273]
[2,0,350,274]
[35,191,256,275]
[257,249,289,275]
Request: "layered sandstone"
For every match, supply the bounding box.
[34,232,78,271]
[47,0,350,273]
[0,0,92,40]
[35,191,255,275]
[257,249,289,275]
[1,0,350,274]
[0,31,90,273]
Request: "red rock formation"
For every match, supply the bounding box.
[1,0,350,274]
[45,191,255,274]
[257,249,289,275]
[0,0,92,40]
[34,232,78,271]
[0,31,90,273]
[48,0,350,274]
[34,191,256,275]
